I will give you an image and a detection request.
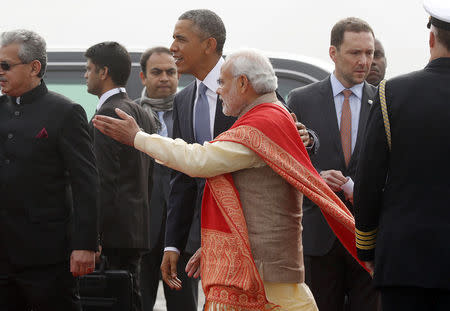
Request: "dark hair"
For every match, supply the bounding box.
[435,27,450,51]
[0,29,47,77]
[84,41,131,86]
[331,17,374,50]
[140,46,172,77]
[179,9,226,54]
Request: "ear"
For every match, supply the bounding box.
[139,71,146,85]
[329,45,337,63]
[238,75,249,94]
[29,60,42,77]
[204,37,218,55]
[99,66,109,80]
[429,30,435,49]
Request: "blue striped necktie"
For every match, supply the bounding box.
[194,82,211,144]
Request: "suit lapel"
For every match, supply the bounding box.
[88,111,96,138]
[349,82,374,167]
[183,82,196,142]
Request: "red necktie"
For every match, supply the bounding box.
[340,89,352,166]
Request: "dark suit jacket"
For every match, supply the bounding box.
[166,81,235,254]
[0,81,98,267]
[133,97,174,252]
[91,92,153,250]
[287,76,376,256]
[354,57,450,290]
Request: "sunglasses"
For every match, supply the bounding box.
[0,61,26,71]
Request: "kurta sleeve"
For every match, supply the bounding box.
[134,131,265,178]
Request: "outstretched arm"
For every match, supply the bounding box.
[93,108,264,178]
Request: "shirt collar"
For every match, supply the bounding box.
[330,72,364,100]
[14,80,47,105]
[97,87,126,110]
[195,57,224,93]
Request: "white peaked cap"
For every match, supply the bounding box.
[424,0,450,30]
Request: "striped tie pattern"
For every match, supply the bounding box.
[340,89,352,166]
[194,82,211,144]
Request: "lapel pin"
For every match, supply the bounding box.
[368,99,373,105]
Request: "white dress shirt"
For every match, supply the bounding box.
[97,87,126,111]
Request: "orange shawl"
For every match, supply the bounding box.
[201,103,364,310]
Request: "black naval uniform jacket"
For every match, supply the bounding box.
[0,81,98,267]
[354,57,450,290]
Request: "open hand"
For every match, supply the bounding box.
[92,108,140,146]
[161,251,182,290]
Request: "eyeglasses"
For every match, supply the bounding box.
[0,61,26,71]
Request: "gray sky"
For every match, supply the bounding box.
[4,0,430,78]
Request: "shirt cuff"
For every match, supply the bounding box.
[164,247,180,254]
[341,177,354,195]
[134,131,147,151]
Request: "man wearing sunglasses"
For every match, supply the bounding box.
[0,29,98,311]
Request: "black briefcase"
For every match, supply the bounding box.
[78,256,133,311]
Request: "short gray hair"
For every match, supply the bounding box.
[0,29,47,77]
[179,9,226,54]
[225,50,278,94]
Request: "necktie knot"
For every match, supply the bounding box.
[199,82,208,96]
[342,89,352,99]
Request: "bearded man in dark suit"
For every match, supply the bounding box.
[0,29,98,311]
[288,17,379,311]
[84,41,154,311]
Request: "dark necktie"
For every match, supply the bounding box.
[340,89,352,166]
[194,82,211,144]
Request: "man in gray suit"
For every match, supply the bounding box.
[288,17,379,311]
[85,41,154,311]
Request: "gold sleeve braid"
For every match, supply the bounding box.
[355,227,377,251]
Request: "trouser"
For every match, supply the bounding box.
[380,286,450,311]
[204,282,317,311]
[0,260,80,311]
[103,248,143,311]
[304,239,380,311]
[264,281,318,311]
[140,248,199,311]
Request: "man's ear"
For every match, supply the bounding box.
[429,30,436,49]
[204,37,218,55]
[30,60,42,77]
[99,66,109,80]
[329,45,337,63]
[239,75,249,93]
[139,71,146,85]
